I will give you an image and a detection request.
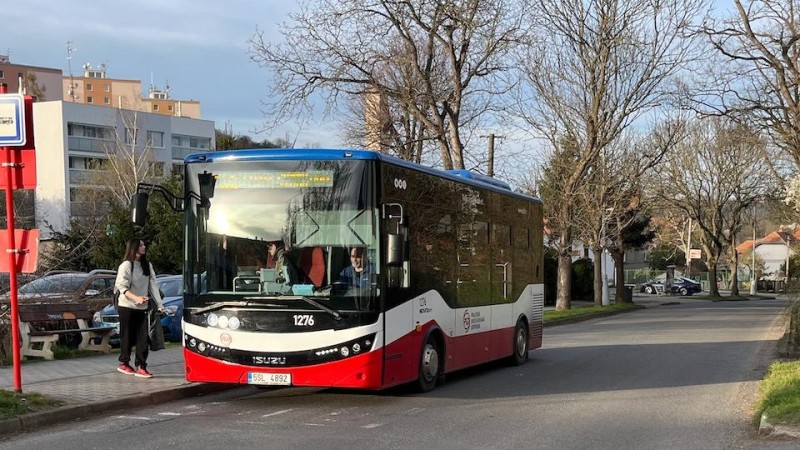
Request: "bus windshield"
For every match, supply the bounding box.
[184,159,379,312]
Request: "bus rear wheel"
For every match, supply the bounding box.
[417,336,441,392]
[509,320,528,366]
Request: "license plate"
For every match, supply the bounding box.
[248,372,291,386]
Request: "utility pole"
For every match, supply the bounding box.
[480,133,504,177]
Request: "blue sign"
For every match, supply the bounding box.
[0,94,26,146]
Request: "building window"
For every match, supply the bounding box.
[0,70,4,79]
[147,130,164,148]
[153,104,159,111]
[86,83,93,91]
[168,105,174,111]
[189,138,199,148]
[67,123,114,139]
[172,136,182,146]
[103,84,110,92]
[103,97,110,104]
[69,156,106,170]
[86,96,93,103]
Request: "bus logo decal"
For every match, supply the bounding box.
[463,310,471,332]
[393,178,407,190]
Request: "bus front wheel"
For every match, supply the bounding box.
[417,336,441,392]
[509,320,528,366]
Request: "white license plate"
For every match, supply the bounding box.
[247,372,292,386]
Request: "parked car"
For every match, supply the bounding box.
[640,277,702,296]
[93,274,184,345]
[3,269,118,313]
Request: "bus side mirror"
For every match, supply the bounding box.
[386,234,404,267]
[131,192,149,226]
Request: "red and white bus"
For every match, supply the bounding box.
[134,149,544,391]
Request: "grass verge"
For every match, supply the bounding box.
[755,360,800,425]
[544,303,639,322]
[0,390,63,420]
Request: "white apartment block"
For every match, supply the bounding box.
[33,101,214,238]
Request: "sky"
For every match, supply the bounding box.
[3,0,338,146]
[4,0,737,176]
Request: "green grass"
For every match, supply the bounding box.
[756,360,800,425]
[544,303,639,322]
[0,390,63,420]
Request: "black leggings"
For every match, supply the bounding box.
[118,306,149,369]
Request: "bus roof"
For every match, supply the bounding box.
[185,148,542,204]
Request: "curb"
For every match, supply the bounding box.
[544,304,645,328]
[0,382,237,437]
[759,414,800,439]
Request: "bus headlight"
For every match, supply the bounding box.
[207,313,219,327]
[217,315,229,329]
[228,316,241,330]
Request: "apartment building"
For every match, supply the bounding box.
[33,101,214,238]
[63,63,201,119]
[0,54,64,100]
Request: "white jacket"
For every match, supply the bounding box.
[114,260,164,311]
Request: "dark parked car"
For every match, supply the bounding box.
[94,274,183,344]
[640,277,702,296]
[4,269,118,313]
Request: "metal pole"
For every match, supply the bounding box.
[0,83,22,391]
[601,211,610,306]
[487,134,495,178]
[751,206,757,295]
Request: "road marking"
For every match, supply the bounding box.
[262,408,294,417]
[362,423,383,429]
[158,412,182,416]
[115,415,151,420]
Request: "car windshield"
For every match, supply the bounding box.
[18,273,87,295]
[158,278,183,297]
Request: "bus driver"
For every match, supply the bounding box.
[339,247,372,288]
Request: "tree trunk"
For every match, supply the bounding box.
[593,244,602,306]
[611,248,628,303]
[707,255,720,296]
[556,254,573,311]
[729,248,740,296]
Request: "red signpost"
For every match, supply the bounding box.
[0,84,38,392]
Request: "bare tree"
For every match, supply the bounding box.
[517,0,708,310]
[95,108,162,207]
[650,117,776,296]
[697,0,800,167]
[248,0,527,169]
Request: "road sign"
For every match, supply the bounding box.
[689,248,702,260]
[0,228,39,273]
[0,148,36,189]
[0,94,26,146]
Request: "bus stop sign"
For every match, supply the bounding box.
[0,94,26,146]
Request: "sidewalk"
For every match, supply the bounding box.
[0,346,234,436]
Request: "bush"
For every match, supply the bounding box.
[544,248,558,306]
[571,258,594,300]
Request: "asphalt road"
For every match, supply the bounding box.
[2,298,795,450]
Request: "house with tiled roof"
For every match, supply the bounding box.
[737,230,797,280]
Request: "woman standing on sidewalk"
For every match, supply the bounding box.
[114,238,164,378]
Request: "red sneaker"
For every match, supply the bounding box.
[117,363,135,375]
[134,367,153,378]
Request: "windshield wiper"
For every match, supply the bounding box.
[193,301,252,315]
[300,296,342,320]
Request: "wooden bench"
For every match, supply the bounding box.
[18,303,117,360]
